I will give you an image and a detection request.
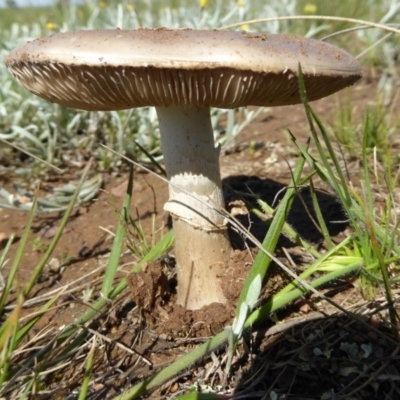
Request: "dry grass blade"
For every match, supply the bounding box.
[220,15,400,36]
[0,137,64,173]
[79,325,152,367]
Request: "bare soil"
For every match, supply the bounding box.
[1,71,400,399]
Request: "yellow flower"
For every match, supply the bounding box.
[237,0,246,7]
[240,23,250,31]
[98,1,106,8]
[126,4,134,12]
[46,22,57,31]
[303,3,317,14]
[199,0,208,8]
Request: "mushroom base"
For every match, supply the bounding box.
[156,105,231,310]
[172,218,230,309]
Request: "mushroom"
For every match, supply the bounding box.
[5,28,362,310]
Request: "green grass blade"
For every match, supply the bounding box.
[78,337,96,400]
[246,260,362,326]
[101,164,133,296]
[0,193,38,313]
[308,108,353,207]
[114,330,228,399]
[23,160,93,297]
[274,237,353,298]
[256,197,320,259]
[235,141,308,316]
[134,140,166,176]
[14,294,62,345]
[308,179,334,249]
[0,233,15,275]
[0,295,23,389]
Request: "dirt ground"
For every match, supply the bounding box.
[1,69,400,399]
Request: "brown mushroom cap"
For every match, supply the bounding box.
[5,28,362,111]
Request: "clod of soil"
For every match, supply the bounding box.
[125,250,257,338]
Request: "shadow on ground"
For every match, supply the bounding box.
[223,175,348,249]
[233,311,399,399]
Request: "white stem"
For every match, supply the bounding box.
[156,105,230,309]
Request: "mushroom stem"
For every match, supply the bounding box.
[156,105,230,309]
